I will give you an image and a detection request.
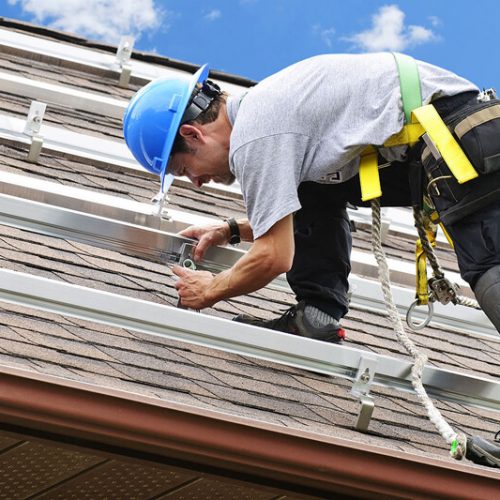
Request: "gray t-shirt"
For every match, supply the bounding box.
[226,53,477,239]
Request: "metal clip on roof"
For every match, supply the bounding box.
[23,101,46,162]
[151,189,171,220]
[116,36,134,88]
[351,354,378,431]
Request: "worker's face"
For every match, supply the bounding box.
[169,149,235,188]
[169,123,234,188]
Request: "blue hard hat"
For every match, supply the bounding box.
[123,64,209,192]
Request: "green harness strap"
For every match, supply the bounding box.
[358,53,423,201]
[392,52,423,123]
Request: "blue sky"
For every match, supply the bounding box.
[2,0,499,88]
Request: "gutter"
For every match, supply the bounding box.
[0,365,497,499]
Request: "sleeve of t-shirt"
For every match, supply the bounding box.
[231,133,309,239]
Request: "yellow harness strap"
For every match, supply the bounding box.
[416,237,430,305]
[359,120,426,202]
[359,147,381,201]
[358,54,479,202]
[411,105,478,184]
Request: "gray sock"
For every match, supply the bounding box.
[304,305,336,328]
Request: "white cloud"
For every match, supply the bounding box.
[344,4,438,52]
[407,25,434,44]
[204,9,221,22]
[9,0,166,43]
[428,15,441,28]
[313,25,336,49]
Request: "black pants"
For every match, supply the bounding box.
[288,165,414,319]
[446,201,500,289]
[288,93,500,317]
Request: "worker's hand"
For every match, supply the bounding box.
[173,265,216,309]
[178,223,230,262]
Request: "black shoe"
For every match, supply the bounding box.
[466,432,500,468]
[234,301,345,343]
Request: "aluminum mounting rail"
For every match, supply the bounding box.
[0,176,495,337]
[0,112,139,170]
[0,268,498,415]
[0,27,248,94]
[351,206,449,244]
[0,191,242,273]
[0,170,468,291]
[0,70,127,119]
[0,113,243,195]
[0,170,216,233]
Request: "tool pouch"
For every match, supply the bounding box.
[420,100,500,225]
[450,100,500,175]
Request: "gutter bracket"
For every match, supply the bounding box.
[116,36,134,88]
[23,101,46,163]
[351,354,378,432]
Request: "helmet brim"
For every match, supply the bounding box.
[160,64,209,193]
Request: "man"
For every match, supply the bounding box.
[123,52,500,338]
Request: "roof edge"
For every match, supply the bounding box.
[0,364,497,498]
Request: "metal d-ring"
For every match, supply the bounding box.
[406,299,434,330]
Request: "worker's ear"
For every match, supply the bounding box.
[178,124,205,145]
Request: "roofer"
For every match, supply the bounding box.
[123,52,500,339]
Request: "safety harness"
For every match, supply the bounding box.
[361,53,490,465]
[360,53,483,319]
[359,53,479,203]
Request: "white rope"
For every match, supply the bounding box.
[455,295,481,309]
[371,199,466,457]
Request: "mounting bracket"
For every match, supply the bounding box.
[151,190,171,220]
[23,101,46,162]
[351,353,378,432]
[116,36,134,88]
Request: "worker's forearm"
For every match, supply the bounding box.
[175,215,294,309]
[205,244,284,303]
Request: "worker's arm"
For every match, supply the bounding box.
[179,218,254,262]
[173,214,294,309]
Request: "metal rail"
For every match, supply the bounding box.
[0,192,242,273]
[0,170,467,287]
[0,177,495,336]
[0,70,127,119]
[0,268,498,414]
[0,27,247,94]
[0,113,243,195]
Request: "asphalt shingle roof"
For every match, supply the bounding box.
[0,18,498,478]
